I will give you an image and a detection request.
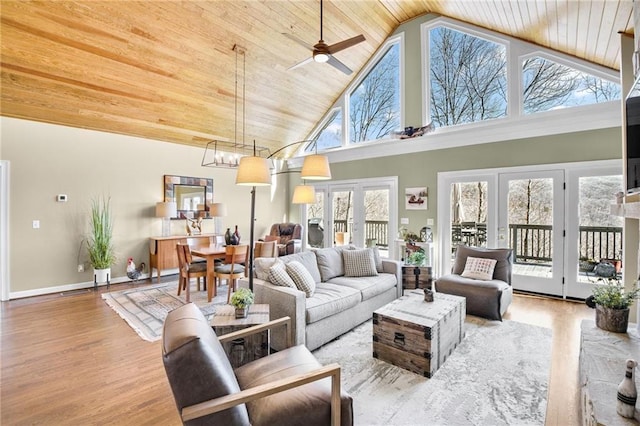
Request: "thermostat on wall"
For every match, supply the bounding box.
[56,194,68,202]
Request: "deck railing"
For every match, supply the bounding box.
[332,220,389,247]
[451,223,622,265]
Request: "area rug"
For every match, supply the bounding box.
[102,281,229,342]
[312,318,552,425]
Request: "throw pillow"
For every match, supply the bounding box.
[268,261,296,288]
[371,246,384,273]
[461,256,497,280]
[343,248,378,277]
[286,261,316,297]
[254,257,280,281]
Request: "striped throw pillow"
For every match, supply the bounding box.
[343,248,378,277]
[286,261,316,297]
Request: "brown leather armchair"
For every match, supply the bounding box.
[162,303,353,426]
[264,223,303,256]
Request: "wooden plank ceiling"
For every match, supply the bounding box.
[0,1,634,155]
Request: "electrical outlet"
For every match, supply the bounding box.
[77,264,84,272]
[400,217,409,225]
[427,218,434,226]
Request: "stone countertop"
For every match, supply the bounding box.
[580,320,640,425]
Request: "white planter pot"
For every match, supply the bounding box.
[94,268,111,284]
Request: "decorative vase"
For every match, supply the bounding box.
[595,304,629,333]
[424,288,434,302]
[225,228,232,245]
[233,225,241,244]
[235,307,248,319]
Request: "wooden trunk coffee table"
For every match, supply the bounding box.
[210,304,270,368]
[373,290,466,377]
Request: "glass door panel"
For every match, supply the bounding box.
[499,171,564,296]
[450,181,488,261]
[306,190,325,248]
[566,173,623,298]
[331,189,354,247]
[363,188,390,257]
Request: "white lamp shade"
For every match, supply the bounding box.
[301,154,332,180]
[292,185,316,204]
[155,201,177,218]
[210,202,227,217]
[235,156,271,186]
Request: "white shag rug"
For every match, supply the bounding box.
[312,318,552,426]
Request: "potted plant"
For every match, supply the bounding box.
[230,287,254,318]
[587,281,640,333]
[87,197,116,284]
[407,250,426,266]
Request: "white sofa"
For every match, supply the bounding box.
[241,247,402,351]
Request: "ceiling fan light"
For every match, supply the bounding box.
[292,185,316,204]
[314,52,329,63]
[301,154,332,180]
[236,156,271,186]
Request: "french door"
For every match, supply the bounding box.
[498,170,565,295]
[301,177,398,257]
[439,161,621,299]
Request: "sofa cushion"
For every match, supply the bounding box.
[371,246,384,273]
[436,273,511,321]
[305,283,361,324]
[286,261,316,297]
[452,245,513,284]
[343,249,378,277]
[254,257,280,281]
[461,256,497,280]
[279,251,322,283]
[327,273,397,301]
[268,262,296,288]
[315,247,347,281]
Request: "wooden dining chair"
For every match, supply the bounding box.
[213,245,248,303]
[176,243,208,302]
[254,240,278,258]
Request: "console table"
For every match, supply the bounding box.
[149,234,217,282]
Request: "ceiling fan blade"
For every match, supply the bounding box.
[327,34,365,54]
[282,32,312,50]
[327,56,352,75]
[288,56,314,71]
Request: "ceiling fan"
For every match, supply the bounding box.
[283,0,365,75]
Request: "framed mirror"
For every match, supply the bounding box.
[164,175,213,219]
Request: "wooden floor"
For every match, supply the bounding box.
[1,277,593,425]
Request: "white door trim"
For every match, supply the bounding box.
[0,161,10,301]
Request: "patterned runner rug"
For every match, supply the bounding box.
[102,281,229,342]
[313,318,552,425]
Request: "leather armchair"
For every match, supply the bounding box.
[162,303,353,426]
[264,223,303,256]
[435,245,513,321]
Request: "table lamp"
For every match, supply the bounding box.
[210,202,227,235]
[156,201,177,237]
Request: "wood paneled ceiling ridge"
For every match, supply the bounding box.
[0,1,634,153]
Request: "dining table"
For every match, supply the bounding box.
[191,244,226,302]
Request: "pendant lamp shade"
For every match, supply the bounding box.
[301,154,332,180]
[235,156,271,186]
[292,185,316,204]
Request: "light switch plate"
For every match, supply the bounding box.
[32,220,40,229]
[427,218,434,225]
[400,217,409,225]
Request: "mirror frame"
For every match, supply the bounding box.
[163,175,213,219]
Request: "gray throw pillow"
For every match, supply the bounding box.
[268,262,296,288]
[286,261,316,297]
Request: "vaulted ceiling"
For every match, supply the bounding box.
[0,1,634,155]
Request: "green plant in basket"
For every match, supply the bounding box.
[230,287,254,309]
[590,281,640,310]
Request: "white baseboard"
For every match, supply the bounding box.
[7,271,175,300]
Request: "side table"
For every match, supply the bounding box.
[401,265,433,294]
[211,304,270,368]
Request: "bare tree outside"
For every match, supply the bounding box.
[349,43,400,142]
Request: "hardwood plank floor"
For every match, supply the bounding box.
[1,278,592,425]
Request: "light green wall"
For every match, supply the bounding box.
[2,117,289,295]
[324,127,622,237]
